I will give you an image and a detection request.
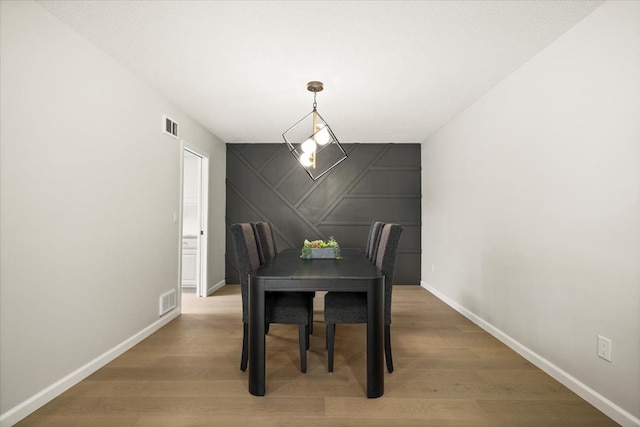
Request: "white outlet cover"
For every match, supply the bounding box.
[597,335,612,362]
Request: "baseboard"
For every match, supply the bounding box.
[419,281,639,427]
[207,279,225,295]
[0,309,180,427]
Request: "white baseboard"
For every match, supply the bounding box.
[207,279,225,295]
[420,281,639,427]
[0,309,180,427]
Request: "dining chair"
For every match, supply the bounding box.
[253,221,277,265]
[230,223,311,373]
[364,221,384,262]
[253,222,315,336]
[324,223,403,373]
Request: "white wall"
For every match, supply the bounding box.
[0,1,226,424]
[421,1,639,425]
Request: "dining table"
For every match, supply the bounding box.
[248,247,385,398]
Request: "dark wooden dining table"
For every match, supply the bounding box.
[248,248,385,398]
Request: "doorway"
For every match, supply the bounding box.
[181,147,209,298]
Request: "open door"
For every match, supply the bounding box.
[181,147,209,297]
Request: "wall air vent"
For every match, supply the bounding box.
[163,115,179,139]
[159,289,177,316]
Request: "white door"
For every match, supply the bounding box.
[181,147,209,297]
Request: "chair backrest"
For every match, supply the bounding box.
[365,221,384,261]
[374,223,403,324]
[253,222,277,265]
[230,223,261,323]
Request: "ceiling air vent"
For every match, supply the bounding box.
[163,115,179,139]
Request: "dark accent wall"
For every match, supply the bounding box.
[225,143,421,284]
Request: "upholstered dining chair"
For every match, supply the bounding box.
[253,222,277,265]
[324,223,403,373]
[253,222,315,335]
[230,223,311,373]
[364,221,384,262]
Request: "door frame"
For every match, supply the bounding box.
[180,143,209,298]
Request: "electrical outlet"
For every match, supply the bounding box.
[431,263,435,272]
[597,335,612,362]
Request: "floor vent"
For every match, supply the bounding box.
[159,289,177,316]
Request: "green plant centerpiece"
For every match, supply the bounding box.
[300,236,342,259]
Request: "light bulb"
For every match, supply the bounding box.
[315,125,331,146]
[299,152,314,167]
[301,138,316,153]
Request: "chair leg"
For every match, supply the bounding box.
[240,323,248,371]
[299,325,307,373]
[385,324,393,373]
[325,327,329,349]
[306,324,310,350]
[327,323,336,372]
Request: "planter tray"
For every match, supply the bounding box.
[301,248,340,259]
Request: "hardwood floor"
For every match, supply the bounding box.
[16,286,617,426]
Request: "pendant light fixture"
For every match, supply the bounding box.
[283,81,347,180]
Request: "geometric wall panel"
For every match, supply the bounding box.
[226,143,421,284]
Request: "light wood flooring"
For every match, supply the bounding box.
[16,286,617,426]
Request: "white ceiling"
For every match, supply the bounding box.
[38,0,604,144]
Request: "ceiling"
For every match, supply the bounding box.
[38,0,604,144]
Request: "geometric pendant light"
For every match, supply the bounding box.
[283,81,348,180]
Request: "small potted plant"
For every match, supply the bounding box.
[300,237,341,259]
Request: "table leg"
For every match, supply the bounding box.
[366,277,385,398]
[248,277,266,396]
